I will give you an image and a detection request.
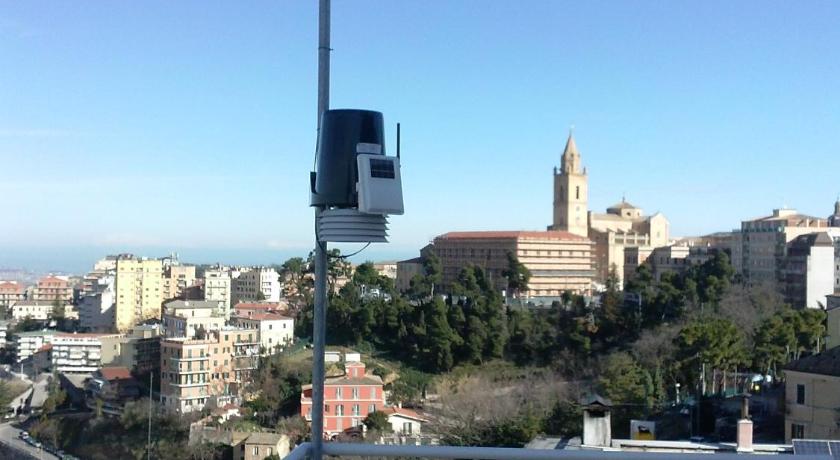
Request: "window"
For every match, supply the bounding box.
[253,447,259,456]
[267,448,273,456]
[791,423,805,439]
[336,388,342,399]
[403,422,413,435]
[575,186,580,199]
[352,388,359,399]
[796,384,805,404]
[336,405,344,416]
[325,405,330,413]
[352,404,360,416]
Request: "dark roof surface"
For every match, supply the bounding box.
[784,347,840,377]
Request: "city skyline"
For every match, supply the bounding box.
[3,1,839,272]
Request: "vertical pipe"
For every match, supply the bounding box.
[148,373,152,460]
[312,1,330,460]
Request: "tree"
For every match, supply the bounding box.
[51,299,65,321]
[501,252,531,300]
[674,317,747,393]
[363,410,391,433]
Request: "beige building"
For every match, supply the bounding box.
[784,347,840,441]
[396,257,424,292]
[232,267,281,304]
[233,432,289,460]
[826,298,840,350]
[736,209,829,286]
[115,255,164,332]
[160,327,259,413]
[0,281,25,309]
[430,230,594,300]
[117,324,162,374]
[162,264,197,301]
[204,267,232,311]
[162,300,227,338]
[31,275,74,303]
[549,132,588,237]
[547,132,669,287]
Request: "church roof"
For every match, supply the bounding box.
[607,200,639,210]
[562,132,579,158]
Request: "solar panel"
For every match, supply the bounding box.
[793,439,831,456]
[828,441,840,460]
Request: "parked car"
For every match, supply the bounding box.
[18,431,29,439]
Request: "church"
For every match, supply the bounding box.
[549,132,670,287]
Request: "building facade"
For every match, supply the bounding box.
[31,276,73,303]
[737,209,829,287]
[11,300,54,321]
[115,255,164,332]
[204,268,232,311]
[232,268,281,304]
[395,257,424,292]
[231,313,294,355]
[14,330,57,362]
[162,264,197,302]
[50,332,123,373]
[430,230,595,299]
[0,281,25,309]
[549,132,588,237]
[118,324,162,374]
[78,274,116,332]
[784,348,840,441]
[300,358,386,436]
[782,231,840,309]
[162,300,227,338]
[159,327,259,413]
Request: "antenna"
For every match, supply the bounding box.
[397,122,401,160]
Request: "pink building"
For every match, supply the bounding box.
[32,276,73,303]
[0,281,25,308]
[300,360,386,437]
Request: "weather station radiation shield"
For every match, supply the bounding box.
[310,109,403,243]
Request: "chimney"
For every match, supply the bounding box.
[737,395,753,453]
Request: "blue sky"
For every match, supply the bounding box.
[1,1,839,273]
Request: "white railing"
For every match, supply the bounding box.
[283,442,832,460]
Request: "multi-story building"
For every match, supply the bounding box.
[372,262,398,279]
[624,245,722,284]
[78,274,116,332]
[782,231,840,309]
[31,275,74,303]
[395,257,424,292]
[0,281,25,309]
[233,302,286,318]
[784,347,840,441]
[547,132,669,286]
[736,208,828,286]
[300,356,386,436]
[826,297,840,350]
[232,268,281,304]
[50,332,123,373]
[159,326,259,413]
[204,268,232,311]
[118,324,162,375]
[162,264,197,301]
[429,230,595,300]
[14,330,57,362]
[231,313,294,355]
[162,300,227,338]
[114,255,164,332]
[11,300,54,321]
[233,432,290,460]
[0,320,9,349]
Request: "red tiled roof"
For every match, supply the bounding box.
[37,344,53,352]
[381,406,428,422]
[234,302,282,310]
[436,230,587,241]
[0,281,23,293]
[238,313,293,321]
[99,367,132,381]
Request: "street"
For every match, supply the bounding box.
[0,422,60,459]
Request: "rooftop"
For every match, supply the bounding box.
[236,312,293,321]
[242,432,286,446]
[784,347,840,377]
[165,300,222,310]
[436,230,587,241]
[98,366,133,381]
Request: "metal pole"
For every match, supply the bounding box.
[148,372,152,460]
[312,1,330,460]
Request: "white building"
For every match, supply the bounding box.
[11,301,53,321]
[231,313,294,355]
[782,230,840,309]
[163,300,226,338]
[14,330,57,362]
[232,267,281,304]
[51,332,123,373]
[204,268,232,312]
[78,274,116,332]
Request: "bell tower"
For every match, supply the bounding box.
[550,130,588,237]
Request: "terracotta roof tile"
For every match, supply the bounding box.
[99,366,132,381]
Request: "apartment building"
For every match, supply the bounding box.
[162,300,227,338]
[118,324,162,374]
[159,327,259,413]
[50,332,123,373]
[736,208,829,286]
[231,313,294,355]
[232,268,281,304]
[429,230,595,299]
[14,330,57,362]
[204,268,232,312]
[115,255,164,332]
[78,274,116,332]
[233,433,290,460]
[395,257,423,292]
[0,281,25,309]
[300,356,386,436]
[784,347,840,441]
[31,275,73,303]
[782,231,840,309]
[162,264,197,301]
[624,245,721,284]
[11,300,54,321]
